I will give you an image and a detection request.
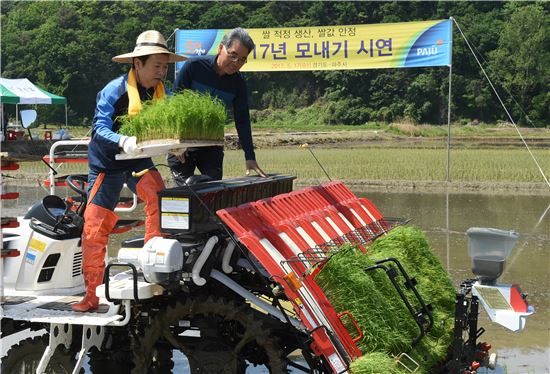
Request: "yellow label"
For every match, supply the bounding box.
[29,238,46,252]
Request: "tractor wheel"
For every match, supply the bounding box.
[88,348,133,374]
[130,295,302,374]
[88,343,173,374]
[1,335,78,374]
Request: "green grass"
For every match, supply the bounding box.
[224,147,550,183]
[315,227,456,374]
[11,146,549,186]
[118,91,226,143]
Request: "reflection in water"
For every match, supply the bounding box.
[3,186,549,373]
[360,190,550,373]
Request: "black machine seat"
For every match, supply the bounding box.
[25,195,83,240]
[24,195,67,227]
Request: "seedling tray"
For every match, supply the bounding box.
[115,138,223,160]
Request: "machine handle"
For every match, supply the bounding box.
[337,310,363,344]
[104,262,140,302]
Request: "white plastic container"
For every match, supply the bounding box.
[466,227,519,260]
[466,227,519,284]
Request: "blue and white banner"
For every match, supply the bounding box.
[175,19,452,72]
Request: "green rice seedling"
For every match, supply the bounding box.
[222,147,549,183]
[118,90,227,143]
[315,227,455,374]
[13,146,548,189]
[349,351,407,374]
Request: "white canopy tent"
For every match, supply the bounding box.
[0,78,68,129]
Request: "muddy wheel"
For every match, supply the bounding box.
[89,343,173,374]
[130,295,303,374]
[88,348,132,374]
[1,335,78,374]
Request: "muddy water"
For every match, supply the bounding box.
[362,190,550,373]
[2,186,548,373]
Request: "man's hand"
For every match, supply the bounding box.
[119,136,142,156]
[175,149,187,164]
[245,160,267,177]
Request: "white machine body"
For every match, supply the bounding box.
[473,282,535,332]
[2,217,84,293]
[117,237,183,285]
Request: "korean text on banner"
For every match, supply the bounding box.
[175,19,452,72]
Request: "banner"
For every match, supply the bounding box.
[175,19,452,72]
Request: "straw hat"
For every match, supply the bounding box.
[112,30,186,63]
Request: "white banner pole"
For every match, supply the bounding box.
[446,17,454,182]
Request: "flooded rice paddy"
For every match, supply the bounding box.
[1,185,548,373]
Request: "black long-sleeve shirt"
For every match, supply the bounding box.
[173,54,255,160]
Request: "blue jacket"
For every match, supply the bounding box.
[173,55,255,161]
[88,73,167,172]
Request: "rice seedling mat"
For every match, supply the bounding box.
[115,138,223,160]
[116,90,228,160]
[315,227,456,373]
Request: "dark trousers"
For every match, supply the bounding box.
[87,158,154,209]
[168,146,224,186]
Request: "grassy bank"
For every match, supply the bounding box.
[40,122,550,140]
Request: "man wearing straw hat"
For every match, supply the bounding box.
[72,30,185,312]
[168,27,266,184]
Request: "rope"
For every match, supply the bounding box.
[165,29,179,84]
[452,17,550,189]
[165,29,177,49]
[505,202,550,272]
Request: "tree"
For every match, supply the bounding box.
[1,1,547,126]
[489,3,549,126]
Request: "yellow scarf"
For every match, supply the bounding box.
[127,67,166,117]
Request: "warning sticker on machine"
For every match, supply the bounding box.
[161,213,189,230]
[327,353,347,373]
[161,197,190,213]
[29,238,46,252]
[25,251,36,265]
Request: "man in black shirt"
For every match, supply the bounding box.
[168,28,266,184]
